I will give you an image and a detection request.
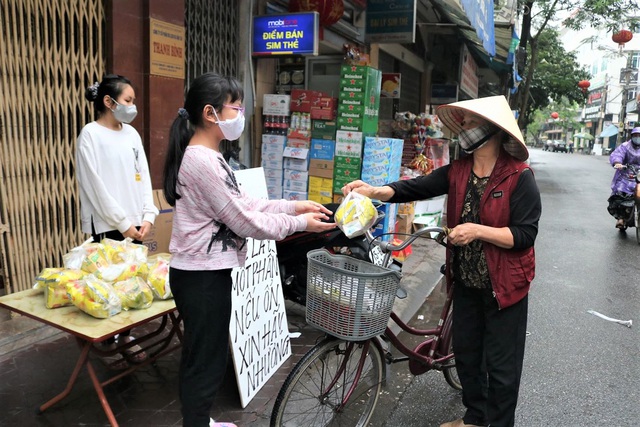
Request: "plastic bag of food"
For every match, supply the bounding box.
[334,191,378,238]
[43,269,87,308]
[97,261,139,283]
[113,276,154,310]
[101,238,148,264]
[66,275,122,318]
[147,254,172,300]
[62,238,94,270]
[33,267,64,290]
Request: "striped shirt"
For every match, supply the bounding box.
[169,145,306,271]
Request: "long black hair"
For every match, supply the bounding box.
[163,72,244,206]
[85,74,132,117]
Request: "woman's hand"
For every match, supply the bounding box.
[614,163,624,169]
[123,225,142,241]
[447,223,479,246]
[295,200,333,216]
[303,212,337,233]
[138,221,153,240]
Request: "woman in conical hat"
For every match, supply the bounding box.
[342,95,541,427]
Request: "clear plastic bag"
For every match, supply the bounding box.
[334,191,378,238]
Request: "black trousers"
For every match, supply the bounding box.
[170,267,233,427]
[452,285,528,427]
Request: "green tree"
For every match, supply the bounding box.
[525,28,590,122]
[514,0,639,129]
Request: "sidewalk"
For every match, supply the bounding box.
[0,237,445,427]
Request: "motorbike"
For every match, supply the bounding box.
[608,164,640,240]
[275,203,383,305]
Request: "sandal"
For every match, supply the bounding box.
[96,343,130,371]
[118,335,148,364]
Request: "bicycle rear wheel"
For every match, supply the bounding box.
[270,336,384,427]
[440,309,462,391]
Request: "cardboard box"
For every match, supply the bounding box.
[395,213,415,241]
[308,159,334,179]
[311,120,337,140]
[143,190,174,255]
[290,89,323,112]
[263,94,291,116]
[309,139,335,160]
[310,107,336,121]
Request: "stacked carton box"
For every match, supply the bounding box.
[337,65,381,135]
[261,134,286,199]
[361,137,404,186]
[282,146,309,201]
[307,120,337,204]
[333,130,363,196]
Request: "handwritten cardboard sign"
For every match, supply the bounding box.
[230,168,292,407]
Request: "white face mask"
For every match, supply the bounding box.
[632,136,640,146]
[110,97,138,124]
[213,109,245,141]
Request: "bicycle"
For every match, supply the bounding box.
[270,225,460,427]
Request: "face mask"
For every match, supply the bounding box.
[632,136,640,146]
[213,109,245,141]
[458,124,499,154]
[110,97,137,124]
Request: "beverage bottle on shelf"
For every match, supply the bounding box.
[263,115,271,134]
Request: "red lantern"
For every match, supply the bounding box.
[578,80,591,94]
[612,30,633,47]
[551,112,559,119]
[289,0,345,27]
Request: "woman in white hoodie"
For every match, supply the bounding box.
[76,74,158,369]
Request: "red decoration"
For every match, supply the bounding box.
[578,80,591,94]
[289,0,345,27]
[612,30,633,47]
[551,112,559,119]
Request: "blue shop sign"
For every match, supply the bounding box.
[253,13,319,56]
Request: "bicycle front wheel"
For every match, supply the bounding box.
[270,336,384,427]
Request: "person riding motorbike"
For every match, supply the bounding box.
[608,126,640,229]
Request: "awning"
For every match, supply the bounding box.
[598,124,619,138]
[574,132,594,140]
[428,0,512,74]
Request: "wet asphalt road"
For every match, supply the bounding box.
[380,148,640,427]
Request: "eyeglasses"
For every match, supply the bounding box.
[224,104,245,114]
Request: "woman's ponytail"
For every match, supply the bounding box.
[163,113,193,206]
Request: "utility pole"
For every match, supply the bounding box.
[618,65,632,145]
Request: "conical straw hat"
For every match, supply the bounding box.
[437,95,528,161]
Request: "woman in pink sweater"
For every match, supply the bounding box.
[162,72,335,427]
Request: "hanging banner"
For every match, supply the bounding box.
[459,0,496,57]
[252,13,319,56]
[365,0,416,44]
[229,168,291,408]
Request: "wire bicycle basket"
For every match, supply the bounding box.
[305,249,402,341]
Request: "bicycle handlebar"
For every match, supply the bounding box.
[363,224,448,254]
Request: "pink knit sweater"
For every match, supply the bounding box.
[169,146,306,270]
